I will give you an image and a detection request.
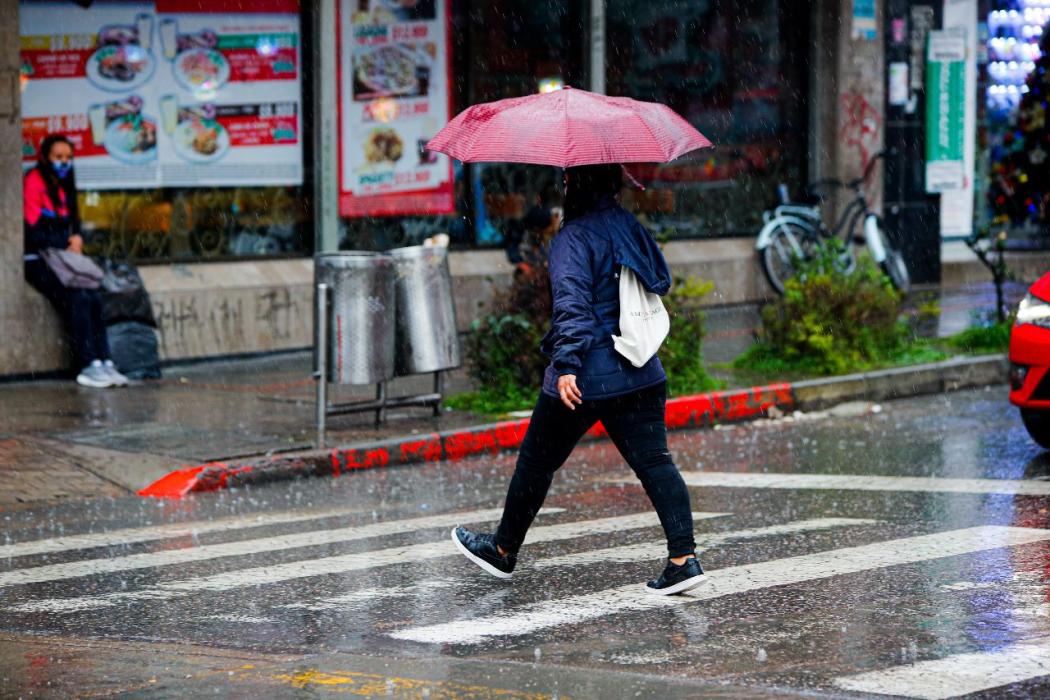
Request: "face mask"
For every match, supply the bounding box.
[51,160,71,178]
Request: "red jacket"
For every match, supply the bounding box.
[23,168,74,255]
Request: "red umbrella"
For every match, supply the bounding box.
[426,86,712,167]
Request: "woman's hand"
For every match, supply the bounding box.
[66,234,84,254]
[557,374,583,410]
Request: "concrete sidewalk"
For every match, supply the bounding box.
[0,282,1024,508]
[0,356,488,507]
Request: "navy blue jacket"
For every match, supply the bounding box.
[541,197,671,400]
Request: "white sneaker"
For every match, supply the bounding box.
[102,359,130,386]
[76,360,116,388]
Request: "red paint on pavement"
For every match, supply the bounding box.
[196,464,253,492]
[443,427,498,461]
[137,465,208,498]
[400,435,443,462]
[338,447,391,471]
[493,420,530,448]
[585,422,608,438]
[665,384,793,428]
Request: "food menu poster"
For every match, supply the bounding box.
[19,0,303,190]
[337,0,454,217]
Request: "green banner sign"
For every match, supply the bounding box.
[925,29,967,192]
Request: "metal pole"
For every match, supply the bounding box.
[432,370,443,417]
[375,381,387,426]
[315,283,329,448]
[589,0,605,94]
[313,0,340,253]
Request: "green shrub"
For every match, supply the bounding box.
[660,275,723,396]
[734,241,914,376]
[946,322,1011,354]
[451,312,548,414]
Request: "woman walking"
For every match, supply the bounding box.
[24,134,127,388]
[453,164,705,595]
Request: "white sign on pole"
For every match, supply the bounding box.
[940,0,977,237]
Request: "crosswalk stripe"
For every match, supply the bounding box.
[667,471,1050,496]
[832,636,1050,699]
[280,579,457,612]
[0,505,382,559]
[389,525,1050,645]
[533,518,877,568]
[244,519,872,612]
[0,507,561,588]
[8,511,728,614]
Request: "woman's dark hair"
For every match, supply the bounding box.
[563,163,623,223]
[35,134,80,233]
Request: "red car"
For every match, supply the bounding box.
[1010,271,1050,448]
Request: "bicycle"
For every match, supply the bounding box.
[755,152,911,295]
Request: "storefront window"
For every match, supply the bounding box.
[606,0,810,239]
[340,0,810,251]
[982,1,1050,242]
[77,186,309,261]
[340,0,586,252]
[19,1,311,263]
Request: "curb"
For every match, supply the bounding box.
[790,353,1007,410]
[138,354,1007,499]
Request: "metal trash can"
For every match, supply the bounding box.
[388,245,461,375]
[315,252,395,385]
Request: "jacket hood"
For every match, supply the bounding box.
[572,198,671,295]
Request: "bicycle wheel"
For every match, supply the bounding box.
[881,248,911,294]
[760,221,816,295]
[867,220,911,293]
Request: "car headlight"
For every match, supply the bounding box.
[1016,293,1050,329]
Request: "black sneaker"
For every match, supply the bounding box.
[646,556,707,596]
[451,527,516,579]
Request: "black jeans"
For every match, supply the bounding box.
[495,382,696,558]
[25,259,110,369]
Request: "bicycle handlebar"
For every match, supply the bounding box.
[862,151,886,180]
[785,151,886,205]
[813,151,886,193]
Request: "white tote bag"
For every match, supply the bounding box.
[611,265,669,368]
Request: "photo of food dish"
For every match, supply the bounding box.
[172,48,230,93]
[98,26,139,46]
[102,114,157,164]
[176,29,219,53]
[173,116,231,163]
[364,127,403,164]
[353,44,427,99]
[86,44,155,92]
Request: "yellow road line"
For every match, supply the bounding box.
[273,668,563,698]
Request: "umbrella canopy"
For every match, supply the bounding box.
[426,86,712,168]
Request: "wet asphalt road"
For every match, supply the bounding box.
[2,386,1050,699]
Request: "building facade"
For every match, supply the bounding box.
[1,0,990,376]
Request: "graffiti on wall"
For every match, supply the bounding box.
[839,90,883,172]
[152,287,309,358]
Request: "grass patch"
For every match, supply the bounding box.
[731,336,950,382]
[443,388,535,416]
[943,322,1011,354]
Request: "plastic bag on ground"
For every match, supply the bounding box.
[101,260,157,327]
[107,321,162,379]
